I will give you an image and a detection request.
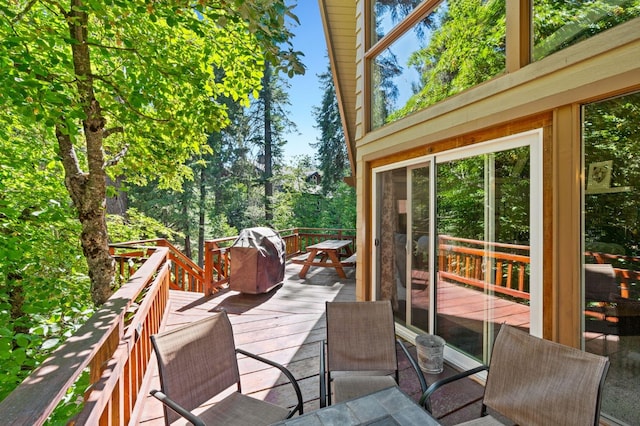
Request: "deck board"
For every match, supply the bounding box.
[135,263,488,425]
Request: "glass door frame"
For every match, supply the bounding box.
[405,161,436,333]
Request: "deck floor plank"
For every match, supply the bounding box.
[136,264,489,425]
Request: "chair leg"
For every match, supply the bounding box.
[319,340,327,408]
[397,339,427,393]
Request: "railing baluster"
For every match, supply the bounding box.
[496,261,503,287]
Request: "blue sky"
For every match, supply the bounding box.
[281,1,329,161]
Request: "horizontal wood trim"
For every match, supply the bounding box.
[368,112,552,169]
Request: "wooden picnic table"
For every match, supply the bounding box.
[292,239,355,279]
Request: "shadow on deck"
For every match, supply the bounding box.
[136,262,485,425]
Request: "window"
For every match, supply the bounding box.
[582,91,640,426]
[533,0,640,61]
[372,0,423,42]
[369,0,506,129]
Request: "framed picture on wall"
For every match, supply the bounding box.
[587,160,613,190]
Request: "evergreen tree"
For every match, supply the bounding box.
[312,66,350,195]
[247,63,299,226]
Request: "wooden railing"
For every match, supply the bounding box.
[439,236,639,300]
[112,229,356,296]
[0,228,355,425]
[438,235,532,300]
[0,248,171,425]
[110,239,207,292]
[3,228,637,425]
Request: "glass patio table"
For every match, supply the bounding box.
[271,386,441,426]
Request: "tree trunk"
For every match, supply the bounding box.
[106,175,128,216]
[263,62,274,225]
[57,124,114,306]
[8,273,28,336]
[56,1,114,306]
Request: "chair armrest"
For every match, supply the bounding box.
[319,340,327,408]
[397,339,428,393]
[235,348,304,417]
[150,389,206,426]
[419,365,489,413]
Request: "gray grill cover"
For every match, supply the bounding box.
[229,227,285,294]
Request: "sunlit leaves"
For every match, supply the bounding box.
[533,0,640,60]
[0,120,92,402]
[1,0,303,191]
[312,66,349,195]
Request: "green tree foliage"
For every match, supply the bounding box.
[0,121,92,401]
[271,156,356,230]
[0,0,303,305]
[381,0,639,125]
[318,182,357,229]
[270,158,314,230]
[128,65,300,253]
[371,50,402,129]
[106,208,182,243]
[249,64,299,225]
[312,66,350,194]
[437,147,530,244]
[208,102,265,233]
[0,120,181,408]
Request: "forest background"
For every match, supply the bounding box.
[0,1,352,417]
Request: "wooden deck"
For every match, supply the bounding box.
[135,262,486,425]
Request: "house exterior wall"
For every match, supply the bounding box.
[352,6,640,348]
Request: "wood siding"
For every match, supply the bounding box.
[321,0,640,346]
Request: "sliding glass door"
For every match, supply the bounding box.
[373,130,542,367]
[435,140,539,365]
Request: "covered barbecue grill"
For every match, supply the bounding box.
[229,227,286,294]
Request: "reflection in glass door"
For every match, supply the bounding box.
[374,164,431,331]
[436,145,533,364]
[374,168,407,319]
[582,91,640,425]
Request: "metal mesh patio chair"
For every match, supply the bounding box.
[419,324,610,425]
[150,312,303,426]
[584,263,620,336]
[319,300,427,407]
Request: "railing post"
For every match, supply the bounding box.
[204,241,213,296]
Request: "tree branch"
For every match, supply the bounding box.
[11,0,39,23]
[85,41,138,52]
[92,74,172,123]
[105,144,129,168]
[103,126,124,139]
